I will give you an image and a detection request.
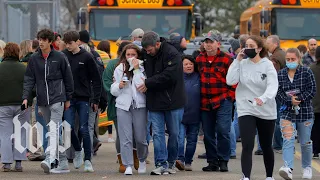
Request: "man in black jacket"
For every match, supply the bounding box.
[22,28,74,174]
[139,31,186,175]
[62,31,102,173]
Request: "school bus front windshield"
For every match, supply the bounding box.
[271,8,320,40]
[89,9,191,41]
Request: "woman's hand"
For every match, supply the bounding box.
[254,98,263,106]
[236,48,246,61]
[292,96,301,106]
[132,58,140,70]
[119,81,126,89]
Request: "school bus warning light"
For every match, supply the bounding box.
[272,0,301,5]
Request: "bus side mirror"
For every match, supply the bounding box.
[260,10,270,23]
[77,11,87,25]
[195,16,202,36]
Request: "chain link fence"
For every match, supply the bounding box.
[0,0,60,43]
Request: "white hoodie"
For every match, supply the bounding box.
[111,63,146,111]
[226,57,278,120]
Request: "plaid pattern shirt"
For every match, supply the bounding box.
[302,52,316,67]
[196,49,235,111]
[276,66,316,122]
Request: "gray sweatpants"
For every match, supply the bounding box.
[39,102,67,163]
[0,106,29,163]
[88,108,98,152]
[117,107,148,167]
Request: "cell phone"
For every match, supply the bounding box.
[21,104,27,111]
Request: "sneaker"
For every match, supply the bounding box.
[198,153,206,159]
[266,177,275,180]
[40,159,51,174]
[202,163,219,172]
[2,164,11,172]
[124,166,133,175]
[107,138,115,143]
[313,153,319,159]
[184,164,192,171]
[138,161,147,174]
[274,149,283,154]
[14,161,23,172]
[230,155,237,159]
[50,160,70,174]
[302,167,312,179]
[279,166,293,180]
[84,160,94,172]
[175,160,185,171]
[165,166,176,174]
[240,178,250,180]
[150,166,165,175]
[74,149,84,169]
[254,150,263,155]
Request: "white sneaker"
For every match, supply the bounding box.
[74,149,84,169]
[124,166,133,175]
[138,161,147,174]
[240,178,249,180]
[107,138,115,143]
[83,160,94,172]
[266,177,275,180]
[279,166,293,180]
[50,160,70,174]
[302,167,312,179]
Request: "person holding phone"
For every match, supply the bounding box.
[111,44,148,175]
[0,43,34,172]
[226,35,278,180]
[277,48,316,180]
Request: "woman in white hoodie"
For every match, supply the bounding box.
[111,44,148,175]
[226,35,278,180]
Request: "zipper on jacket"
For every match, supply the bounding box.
[165,90,172,102]
[44,53,50,105]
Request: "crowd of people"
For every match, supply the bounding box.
[0,27,319,180]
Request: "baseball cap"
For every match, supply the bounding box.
[130,28,144,38]
[202,29,222,42]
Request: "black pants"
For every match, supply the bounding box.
[238,115,275,178]
[311,113,320,154]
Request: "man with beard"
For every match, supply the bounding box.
[302,38,318,66]
[139,31,186,175]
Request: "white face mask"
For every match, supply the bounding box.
[268,52,272,57]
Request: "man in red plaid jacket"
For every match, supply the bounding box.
[196,30,235,172]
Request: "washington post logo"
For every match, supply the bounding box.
[12,114,71,160]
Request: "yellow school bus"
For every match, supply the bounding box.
[78,0,203,58]
[238,0,320,49]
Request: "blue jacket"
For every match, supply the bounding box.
[182,72,201,125]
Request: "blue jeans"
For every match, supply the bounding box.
[178,123,200,164]
[149,108,184,168]
[281,119,313,169]
[64,100,91,161]
[273,101,283,150]
[35,103,48,151]
[202,99,233,162]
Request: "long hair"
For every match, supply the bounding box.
[19,40,33,59]
[286,48,303,65]
[247,35,268,58]
[117,44,142,78]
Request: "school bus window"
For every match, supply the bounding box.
[271,8,320,40]
[128,15,156,31]
[103,16,120,28]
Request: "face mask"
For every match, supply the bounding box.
[162,27,169,32]
[244,48,257,58]
[268,52,272,57]
[286,61,298,69]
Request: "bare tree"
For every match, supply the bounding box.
[61,0,88,31]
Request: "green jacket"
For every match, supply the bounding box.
[0,57,28,106]
[102,58,120,121]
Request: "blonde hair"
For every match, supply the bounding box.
[19,40,33,59]
[0,40,6,58]
[286,48,303,65]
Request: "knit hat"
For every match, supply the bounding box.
[228,38,240,52]
[79,30,90,43]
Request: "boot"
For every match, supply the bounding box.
[133,149,139,170]
[117,154,126,173]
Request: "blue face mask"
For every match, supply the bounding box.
[286,61,298,69]
[162,27,169,32]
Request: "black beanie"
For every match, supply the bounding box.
[79,30,90,43]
